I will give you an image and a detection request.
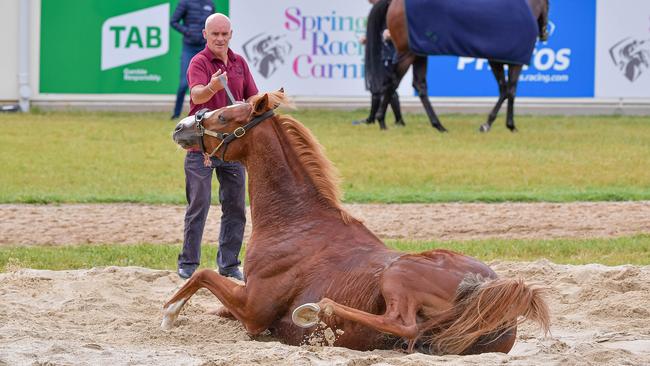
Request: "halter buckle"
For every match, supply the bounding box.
[195,108,209,122]
[233,127,246,138]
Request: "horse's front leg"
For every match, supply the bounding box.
[161,269,269,335]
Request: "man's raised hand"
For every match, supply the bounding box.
[208,69,228,93]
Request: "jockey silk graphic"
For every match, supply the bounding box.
[242,33,293,78]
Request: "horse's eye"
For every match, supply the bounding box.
[218,114,226,123]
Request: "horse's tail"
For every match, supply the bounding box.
[422,274,550,355]
[364,0,391,93]
[538,0,550,41]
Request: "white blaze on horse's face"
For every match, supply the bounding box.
[172,113,214,149]
[172,103,254,152]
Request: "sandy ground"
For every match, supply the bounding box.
[1,202,649,365]
[1,201,650,246]
[0,262,648,365]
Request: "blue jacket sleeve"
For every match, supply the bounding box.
[171,0,189,35]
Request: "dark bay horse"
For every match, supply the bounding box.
[163,89,550,355]
[375,0,549,132]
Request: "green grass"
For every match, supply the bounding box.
[0,109,649,203]
[388,234,650,265]
[2,234,648,272]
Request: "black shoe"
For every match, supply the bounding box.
[395,119,406,127]
[177,267,195,279]
[219,268,244,282]
[170,114,180,120]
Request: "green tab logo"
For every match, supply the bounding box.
[101,4,169,70]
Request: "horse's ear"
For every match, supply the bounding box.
[253,93,269,115]
[272,87,284,109]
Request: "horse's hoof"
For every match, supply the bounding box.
[479,124,490,133]
[292,303,321,328]
[508,126,518,133]
[436,126,448,133]
[161,299,186,331]
[395,119,406,127]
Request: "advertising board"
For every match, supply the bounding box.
[595,0,650,98]
[424,0,596,97]
[230,1,414,96]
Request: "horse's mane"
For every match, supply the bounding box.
[249,91,356,224]
[281,116,356,224]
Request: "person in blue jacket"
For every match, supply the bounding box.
[170,0,216,119]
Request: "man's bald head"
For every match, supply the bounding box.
[203,13,233,61]
[205,13,231,31]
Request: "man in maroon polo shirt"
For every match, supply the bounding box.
[177,13,258,281]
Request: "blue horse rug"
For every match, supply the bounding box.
[405,0,539,64]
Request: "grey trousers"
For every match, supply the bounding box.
[177,152,246,273]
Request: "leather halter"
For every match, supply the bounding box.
[195,108,275,161]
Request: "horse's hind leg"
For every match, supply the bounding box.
[376,53,413,130]
[480,61,507,133]
[505,64,523,132]
[314,296,419,342]
[412,55,446,132]
[389,91,405,126]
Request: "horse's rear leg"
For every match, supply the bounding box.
[389,91,405,126]
[376,84,397,130]
[376,53,413,130]
[314,296,419,343]
[412,56,446,132]
[505,64,523,132]
[480,62,507,133]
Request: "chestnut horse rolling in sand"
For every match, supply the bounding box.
[163,89,550,355]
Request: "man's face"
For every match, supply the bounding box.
[203,18,232,58]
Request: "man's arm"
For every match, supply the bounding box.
[170,0,189,35]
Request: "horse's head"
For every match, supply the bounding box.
[172,88,287,160]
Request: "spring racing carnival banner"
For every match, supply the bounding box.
[229,0,414,97]
[595,0,650,98]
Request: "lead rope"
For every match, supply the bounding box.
[203,75,234,167]
[203,139,226,167]
[203,153,212,167]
